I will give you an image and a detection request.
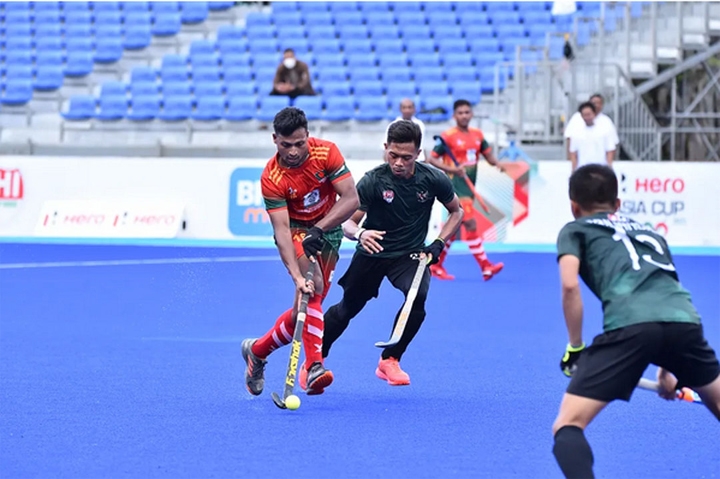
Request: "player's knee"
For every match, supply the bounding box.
[464,218,477,231]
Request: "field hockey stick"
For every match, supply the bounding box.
[271,260,317,410]
[375,253,427,349]
[433,135,491,214]
[636,378,704,405]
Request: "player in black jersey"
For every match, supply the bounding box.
[552,164,720,479]
[321,120,464,387]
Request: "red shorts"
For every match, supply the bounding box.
[290,227,340,301]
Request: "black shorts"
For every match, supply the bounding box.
[567,322,720,402]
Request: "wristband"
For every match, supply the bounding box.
[566,342,585,352]
[354,228,366,241]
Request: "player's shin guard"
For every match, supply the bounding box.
[251,308,294,359]
[552,426,595,479]
[465,230,491,269]
[302,296,325,368]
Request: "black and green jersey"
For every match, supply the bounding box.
[356,162,455,258]
[557,212,701,332]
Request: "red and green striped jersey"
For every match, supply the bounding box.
[260,137,352,225]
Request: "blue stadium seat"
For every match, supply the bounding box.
[208,1,235,11]
[221,53,252,68]
[427,11,457,27]
[406,39,436,55]
[459,12,489,26]
[343,39,373,54]
[225,96,257,122]
[382,67,412,82]
[409,53,441,68]
[423,2,453,13]
[95,11,123,26]
[123,26,152,50]
[369,25,399,40]
[248,38,279,55]
[257,95,291,121]
[276,26,306,42]
[391,2,422,13]
[226,82,256,96]
[443,53,474,68]
[432,25,464,39]
[131,67,158,83]
[446,67,478,83]
[320,81,351,96]
[314,54,345,68]
[192,96,225,121]
[322,96,354,121]
[299,2,330,14]
[492,11,522,24]
[33,66,65,91]
[417,96,452,122]
[151,13,182,37]
[161,66,190,84]
[271,2,299,13]
[418,81,449,97]
[346,53,376,69]
[96,94,128,121]
[517,2,550,11]
[454,2,483,14]
[162,81,193,96]
[385,82,417,101]
[127,95,161,121]
[1,80,33,105]
[273,11,303,25]
[378,54,408,68]
[181,2,210,24]
[374,39,404,54]
[396,11,426,25]
[352,80,384,97]
[130,81,160,97]
[451,82,482,104]
[216,25,245,42]
[400,25,432,40]
[495,24,526,38]
[521,11,554,24]
[485,2,516,13]
[360,2,390,13]
[415,67,444,82]
[348,67,380,81]
[64,10,93,24]
[34,10,62,25]
[122,2,151,13]
[437,39,468,54]
[63,1,92,12]
[470,38,501,53]
[365,12,395,26]
[64,52,94,77]
[292,96,323,121]
[193,80,224,98]
[330,2,359,13]
[95,38,124,64]
[334,11,363,25]
[101,81,128,97]
[245,12,272,28]
[338,25,369,41]
[354,96,388,121]
[223,66,253,83]
[62,95,96,120]
[159,95,193,121]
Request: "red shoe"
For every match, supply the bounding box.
[375,357,410,386]
[299,361,333,396]
[429,264,455,280]
[482,262,504,281]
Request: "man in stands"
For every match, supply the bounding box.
[271,48,315,99]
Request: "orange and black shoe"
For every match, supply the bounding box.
[482,262,504,281]
[429,264,455,280]
[241,338,267,396]
[300,361,334,396]
[375,357,410,386]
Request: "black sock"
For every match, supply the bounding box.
[552,425,595,479]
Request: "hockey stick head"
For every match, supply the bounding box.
[271,391,288,409]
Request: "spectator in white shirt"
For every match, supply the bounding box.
[567,102,617,172]
[385,98,427,161]
[565,94,618,161]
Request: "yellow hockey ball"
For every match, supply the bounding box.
[285,394,301,410]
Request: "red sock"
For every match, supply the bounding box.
[302,295,324,370]
[466,230,491,269]
[251,308,294,359]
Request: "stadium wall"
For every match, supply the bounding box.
[0,157,718,255]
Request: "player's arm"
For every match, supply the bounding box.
[568,138,579,172]
[427,139,463,175]
[480,139,505,172]
[604,130,616,167]
[438,194,463,242]
[267,207,309,292]
[559,254,584,347]
[313,150,360,233]
[342,175,385,254]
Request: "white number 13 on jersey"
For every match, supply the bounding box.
[613,228,676,272]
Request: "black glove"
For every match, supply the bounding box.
[422,239,445,265]
[560,343,586,377]
[302,226,325,258]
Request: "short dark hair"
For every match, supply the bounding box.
[453,99,471,111]
[273,107,308,137]
[569,164,618,211]
[283,48,294,55]
[578,101,596,114]
[387,120,422,149]
[590,93,604,102]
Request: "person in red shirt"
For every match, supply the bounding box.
[241,107,359,397]
[427,99,505,281]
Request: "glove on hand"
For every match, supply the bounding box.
[302,226,325,258]
[422,239,445,265]
[560,343,586,377]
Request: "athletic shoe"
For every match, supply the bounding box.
[241,338,267,396]
[301,361,334,395]
[375,357,410,386]
[429,264,455,280]
[482,262,504,281]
